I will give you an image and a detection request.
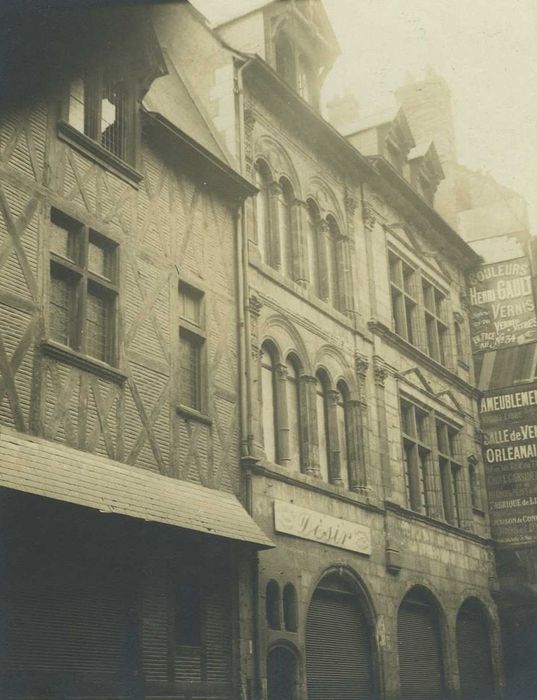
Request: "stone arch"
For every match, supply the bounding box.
[306,176,345,231]
[456,596,497,700]
[260,314,312,375]
[312,344,357,396]
[255,134,302,198]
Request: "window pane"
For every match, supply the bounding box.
[307,206,320,296]
[180,288,201,326]
[316,380,329,481]
[336,396,349,488]
[175,575,202,647]
[278,186,293,277]
[88,238,111,279]
[68,78,85,133]
[100,79,128,160]
[86,286,110,361]
[180,332,201,410]
[50,221,76,261]
[261,353,277,463]
[286,360,301,471]
[255,168,267,260]
[50,271,76,347]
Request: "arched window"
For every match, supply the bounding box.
[279,179,294,279]
[266,580,281,630]
[261,343,278,463]
[275,32,296,89]
[326,217,342,310]
[336,381,351,489]
[316,372,330,481]
[307,200,321,297]
[255,161,271,264]
[286,356,302,472]
[283,583,298,632]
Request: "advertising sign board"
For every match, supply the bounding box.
[469,256,537,353]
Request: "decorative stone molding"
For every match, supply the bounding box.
[243,107,256,175]
[276,362,288,381]
[249,294,263,318]
[373,356,389,387]
[363,202,376,232]
[355,352,369,379]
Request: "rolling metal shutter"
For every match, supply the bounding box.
[305,587,374,700]
[397,599,445,700]
[1,493,137,698]
[457,609,494,700]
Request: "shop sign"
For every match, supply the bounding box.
[273,500,371,555]
[480,381,537,546]
[468,256,537,353]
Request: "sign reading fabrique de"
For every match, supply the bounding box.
[469,257,537,353]
[273,501,372,555]
[481,382,537,546]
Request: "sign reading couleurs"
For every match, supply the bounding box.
[480,382,537,546]
[468,256,537,353]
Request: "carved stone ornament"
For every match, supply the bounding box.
[363,202,376,231]
[373,357,389,387]
[244,107,256,134]
[355,353,369,379]
[249,294,263,318]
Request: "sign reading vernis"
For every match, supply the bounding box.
[480,382,537,546]
[468,256,537,353]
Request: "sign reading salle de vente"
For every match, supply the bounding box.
[468,256,537,353]
[273,501,371,555]
[480,382,537,546]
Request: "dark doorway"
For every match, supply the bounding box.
[267,645,298,700]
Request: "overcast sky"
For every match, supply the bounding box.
[321,0,537,231]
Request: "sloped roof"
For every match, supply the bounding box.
[0,427,273,549]
[191,0,272,26]
[143,49,228,165]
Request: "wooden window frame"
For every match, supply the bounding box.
[47,209,118,367]
[178,282,207,419]
[422,279,449,365]
[390,252,418,345]
[436,419,464,527]
[400,398,432,515]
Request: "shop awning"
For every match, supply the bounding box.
[0,427,273,549]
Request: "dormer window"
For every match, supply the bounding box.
[275,32,297,90]
[274,30,318,109]
[67,68,136,165]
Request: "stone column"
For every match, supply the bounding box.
[291,199,310,286]
[298,374,320,477]
[275,362,290,467]
[326,389,344,486]
[346,399,367,492]
[268,181,282,270]
[373,356,391,499]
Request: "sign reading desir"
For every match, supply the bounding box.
[469,256,537,353]
[273,500,371,555]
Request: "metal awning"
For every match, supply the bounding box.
[0,427,273,549]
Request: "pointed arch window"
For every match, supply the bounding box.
[336,381,351,489]
[255,161,272,265]
[286,356,302,471]
[316,372,330,481]
[307,200,321,297]
[279,179,294,279]
[261,343,278,463]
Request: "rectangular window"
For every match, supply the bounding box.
[48,210,118,364]
[400,398,431,515]
[436,420,463,527]
[389,253,417,344]
[67,71,135,164]
[423,280,448,365]
[179,283,205,412]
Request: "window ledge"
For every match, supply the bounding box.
[368,318,479,398]
[57,120,143,188]
[384,499,494,546]
[176,404,212,426]
[41,339,127,384]
[244,458,385,514]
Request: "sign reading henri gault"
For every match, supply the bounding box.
[468,256,537,353]
[273,500,371,555]
[480,382,537,546]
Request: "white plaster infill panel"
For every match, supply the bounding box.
[273,500,371,555]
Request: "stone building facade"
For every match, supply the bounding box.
[0,1,506,699]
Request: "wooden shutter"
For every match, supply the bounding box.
[398,598,444,700]
[457,608,494,700]
[305,587,374,700]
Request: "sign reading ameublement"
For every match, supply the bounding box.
[468,256,537,353]
[273,501,371,555]
[480,381,537,546]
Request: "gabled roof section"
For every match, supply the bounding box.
[436,390,464,414]
[143,49,228,165]
[191,0,273,26]
[400,367,435,395]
